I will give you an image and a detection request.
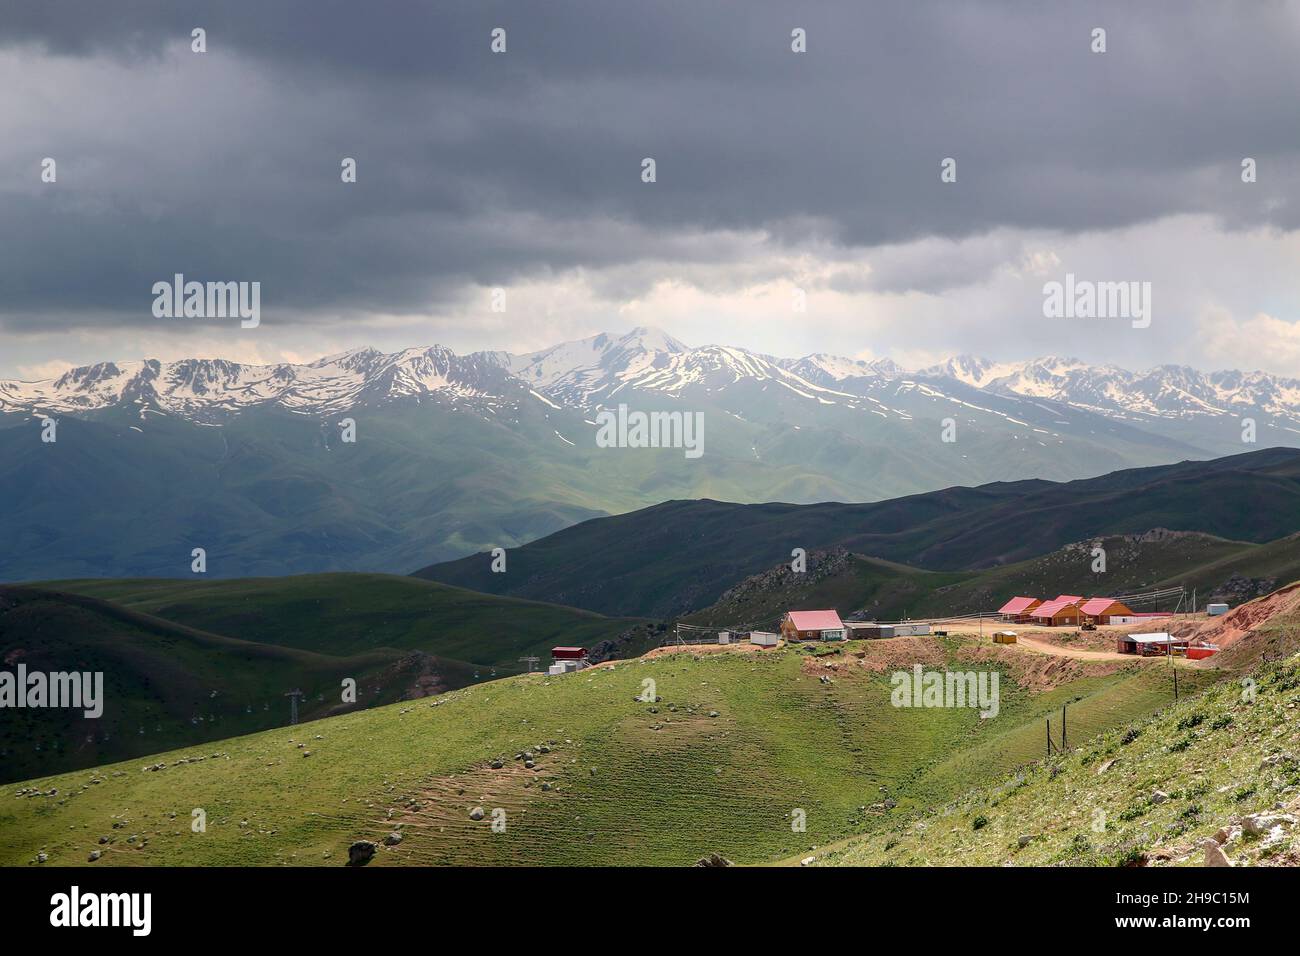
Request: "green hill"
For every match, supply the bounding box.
[0,586,451,783]
[47,573,652,663]
[683,550,968,630]
[823,607,1300,867]
[1,634,1215,867]
[1,576,648,783]
[415,448,1300,618]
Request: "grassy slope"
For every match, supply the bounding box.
[683,554,970,629]
[0,638,1210,867]
[0,586,451,783]
[1,576,649,783]
[43,573,650,664]
[825,612,1300,867]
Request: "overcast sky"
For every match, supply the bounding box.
[2,1,1299,380]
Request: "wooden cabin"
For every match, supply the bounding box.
[1027,598,1083,627]
[780,610,847,642]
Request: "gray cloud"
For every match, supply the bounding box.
[1,1,1298,361]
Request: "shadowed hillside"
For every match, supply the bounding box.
[416,449,1300,617]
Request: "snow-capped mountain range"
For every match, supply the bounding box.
[7,325,1299,583]
[4,326,1299,430]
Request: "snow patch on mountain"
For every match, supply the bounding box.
[4,327,1300,430]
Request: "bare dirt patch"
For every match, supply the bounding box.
[641,641,775,660]
[955,642,1124,691]
[795,636,948,675]
[1172,582,1300,650]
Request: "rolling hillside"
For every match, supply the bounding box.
[416,448,1300,618]
[0,586,448,783]
[47,573,652,663]
[823,601,1300,867]
[1,577,647,782]
[1,633,1214,867]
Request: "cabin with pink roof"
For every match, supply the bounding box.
[780,610,847,642]
[1027,598,1083,626]
[1078,597,1134,625]
[997,596,1042,623]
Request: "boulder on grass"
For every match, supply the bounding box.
[347,840,377,866]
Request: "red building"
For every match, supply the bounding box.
[1078,597,1134,625]
[1027,598,1083,626]
[780,610,847,642]
[997,596,1042,623]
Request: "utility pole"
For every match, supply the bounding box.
[1046,717,1053,757]
[518,655,540,674]
[1061,701,1068,752]
[285,689,304,725]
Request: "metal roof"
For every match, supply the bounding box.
[785,610,845,630]
[998,596,1040,614]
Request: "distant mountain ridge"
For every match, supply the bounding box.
[5,326,1300,432]
[3,328,1297,582]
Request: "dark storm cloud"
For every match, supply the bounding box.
[2,0,1299,330]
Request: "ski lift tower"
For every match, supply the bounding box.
[285,688,304,725]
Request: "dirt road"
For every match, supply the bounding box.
[1013,633,1145,662]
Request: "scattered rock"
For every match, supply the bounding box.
[1241,812,1296,837]
[800,856,816,866]
[347,841,376,866]
[469,806,486,821]
[1201,840,1233,867]
[88,850,101,862]
[1018,835,1033,848]
[1151,790,1170,805]
[1213,826,1241,846]
[383,831,403,846]
[695,852,733,867]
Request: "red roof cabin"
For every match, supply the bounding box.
[1027,598,1083,627]
[1078,598,1134,625]
[997,596,1042,623]
[551,646,588,661]
[780,610,847,642]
